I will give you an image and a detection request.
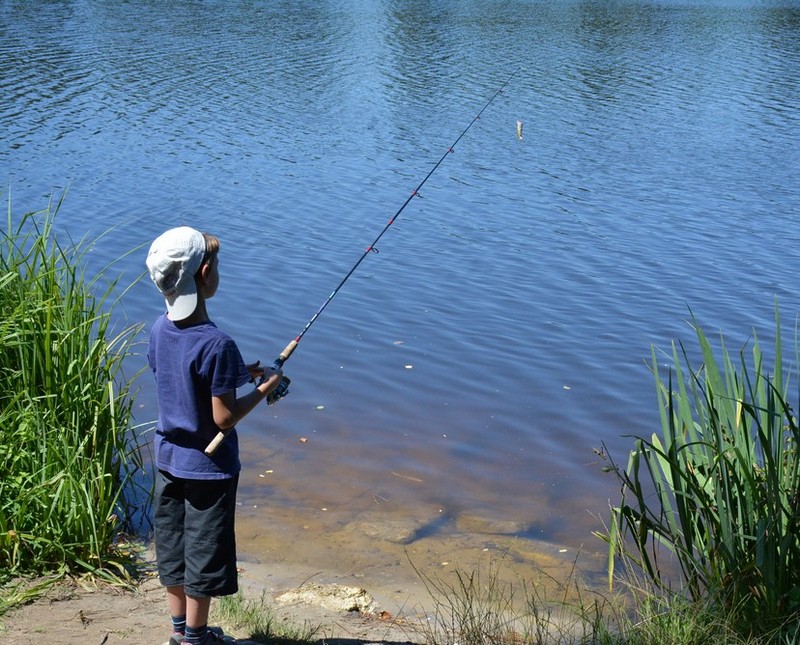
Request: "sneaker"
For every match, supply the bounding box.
[202,628,237,644]
[167,626,234,645]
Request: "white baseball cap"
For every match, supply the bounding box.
[146,226,207,321]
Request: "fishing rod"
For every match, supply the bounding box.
[205,67,519,456]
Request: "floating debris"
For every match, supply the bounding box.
[391,470,424,483]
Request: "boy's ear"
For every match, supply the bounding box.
[199,260,212,284]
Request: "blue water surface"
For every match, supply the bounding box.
[2,0,799,568]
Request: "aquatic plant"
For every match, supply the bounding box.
[0,193,145,585]
[602,305,800,633]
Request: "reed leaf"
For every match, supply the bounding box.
[0,195,145,587]
[600,306,800,633]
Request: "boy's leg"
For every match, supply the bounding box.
[183,475,238,643]
[155,471,188,587]
[155,472,189,644]
[165,587,222,644]
[183,474,239,598]
[185,594,212,630]
[166,584,187,619]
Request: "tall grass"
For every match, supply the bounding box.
[0,194,145,586]
[213,589,321,644]
[413,552,615,645]
[601,306,800,636]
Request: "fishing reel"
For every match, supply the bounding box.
[258,363,291,405]
[268,374,291,405]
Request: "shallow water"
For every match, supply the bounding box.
[3,0,800,586]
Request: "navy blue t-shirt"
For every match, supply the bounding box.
[147,314,251,479]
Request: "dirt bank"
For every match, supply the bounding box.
[0,561,428,645]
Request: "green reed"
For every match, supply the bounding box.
[601,305,800,634]
[0,194,144,584]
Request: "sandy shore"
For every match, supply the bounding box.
[1,554,429,644]
[1,504,604,644]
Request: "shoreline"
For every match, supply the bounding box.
[1,544,427,644]
[2,522,605,644]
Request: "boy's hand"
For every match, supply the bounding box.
[246,360,264,381]
[257,365,284,396]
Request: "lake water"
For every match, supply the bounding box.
[3,0,800,593]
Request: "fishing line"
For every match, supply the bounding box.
[206,67,519,456]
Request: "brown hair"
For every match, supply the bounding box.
[194,232,220,277]
[203,232,220,259]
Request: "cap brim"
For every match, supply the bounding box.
[165,279,198,321]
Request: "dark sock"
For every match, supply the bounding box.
[171,614,186,636]
[184,624,208,644]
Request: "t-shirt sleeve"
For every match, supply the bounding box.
[209,338,251,397]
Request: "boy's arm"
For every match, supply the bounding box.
[211,369,283,430]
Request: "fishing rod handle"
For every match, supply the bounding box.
[204,429,227,456]
[276,338,298,365]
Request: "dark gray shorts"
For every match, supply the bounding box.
[154,470,239,598]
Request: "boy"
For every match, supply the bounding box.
[146,226,283,645]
